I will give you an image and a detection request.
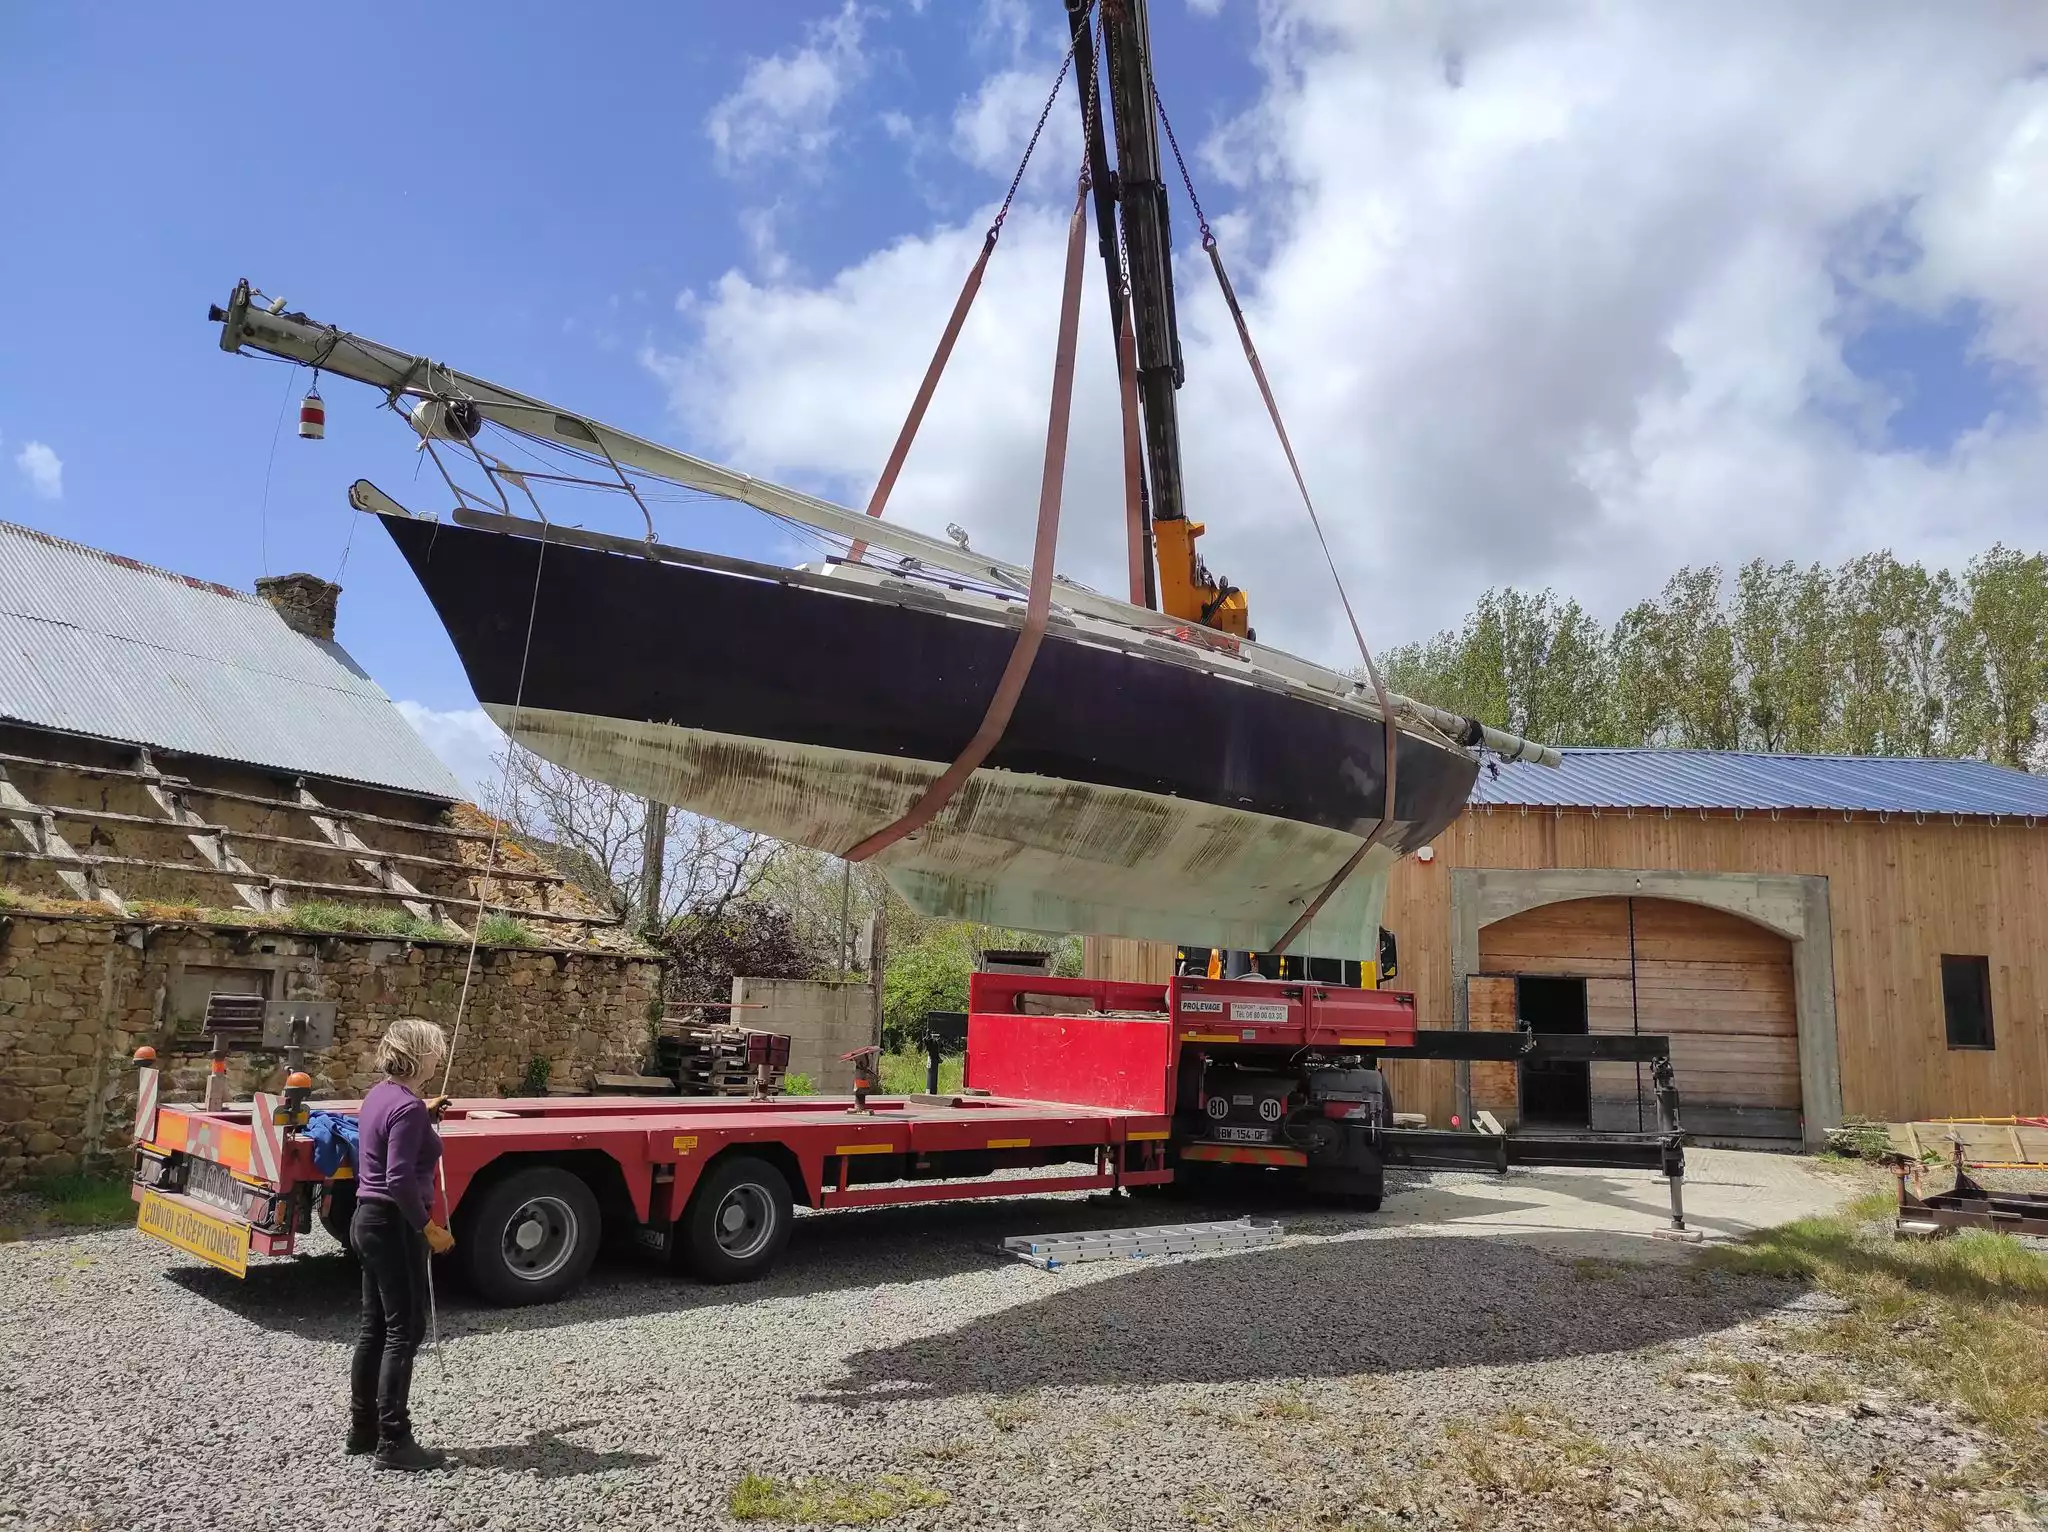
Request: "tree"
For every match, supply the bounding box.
[485,747,779,936]
[1380,588,1614,746]
[1947,545,2048,770]
[1380,543,2045,770]
[1833,552,1952,757]
[1732,559,1834,752]
[1607,568,1741,749]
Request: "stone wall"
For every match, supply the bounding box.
[0,910,661,1185]
[729,976,878,1092]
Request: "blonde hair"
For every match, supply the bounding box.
[375,1017,448,1082]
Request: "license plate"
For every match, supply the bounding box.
[1212,1125,1273,1143]
[136,1190,249,1277]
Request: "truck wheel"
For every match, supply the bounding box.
[318,1182,357,1253]
[458,1165,601,1307]
[680,1155,792,1284]
[1309,1159,1385,1213]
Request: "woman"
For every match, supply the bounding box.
[348,1017,456,1472]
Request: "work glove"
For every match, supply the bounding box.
[424,1220,456,1255]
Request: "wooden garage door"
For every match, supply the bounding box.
[1476,896,1801,1142]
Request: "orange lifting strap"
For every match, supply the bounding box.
[843,172,1094,864]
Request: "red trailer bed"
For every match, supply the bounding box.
[130,1040,1175,1304]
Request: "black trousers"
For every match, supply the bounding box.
[350,1198,429,1435]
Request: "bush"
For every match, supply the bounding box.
[518,1056,552,1096]
[661,901,817,1007]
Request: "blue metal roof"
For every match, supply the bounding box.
[1472,747,2048,819]
[0,521,463,800]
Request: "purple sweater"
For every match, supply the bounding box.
[355,1079,442,1230]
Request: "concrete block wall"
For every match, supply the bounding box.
[730,976,877,1092]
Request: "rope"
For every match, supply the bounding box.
[1155,88,1400,956]
[843,169,1095,864]
[848,19,1088,563]
[437,524,552,1098]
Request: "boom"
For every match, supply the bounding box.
[206,281,1560,768]
[1070,0,1250,638]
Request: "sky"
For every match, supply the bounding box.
[2,2,2045,800]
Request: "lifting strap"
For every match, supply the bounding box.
[847,39,1080,563]
[843,173,1094,863]
[1157,95,1400,955]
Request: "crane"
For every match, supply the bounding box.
[1067,0,1251,639]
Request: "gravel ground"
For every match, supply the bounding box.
[0,1157,2009,1531]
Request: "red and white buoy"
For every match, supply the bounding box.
[298,384,325,440]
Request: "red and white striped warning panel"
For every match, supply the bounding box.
[133,1068,160,1145]
[248,1093,284,1184]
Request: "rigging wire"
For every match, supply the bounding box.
[255,365,299,578]
[437,531,552,1102]
[1153,84,1402,955]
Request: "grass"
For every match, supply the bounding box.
[727,1472,947,1525]
[1,1171,134,1240]
[475,912,538,947]
[285,901,457,941]
[982,1397,1040,1433]
[1338,1407,2002,1532]
[1249,1389,1323,1423]
[779,1072,816,1096]
[878,1050,964,1095]
[1703,1189,2048,1480]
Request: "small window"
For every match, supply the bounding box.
[1941,955,1994,1050]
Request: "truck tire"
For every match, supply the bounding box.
[679,1154,792,1284]
[457,1165,601,1307]
[318,1182,357,1253]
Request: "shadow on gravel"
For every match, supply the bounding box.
[160,1183,1396,1340]
[156,1171,1715,1357]
[452,1421,660,1478]
[817,1230,1795,1402]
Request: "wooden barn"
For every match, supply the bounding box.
[1087,749,2048,1150]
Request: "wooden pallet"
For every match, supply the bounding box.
[654,1020,791,1098]
[1886,1119,2048,1169]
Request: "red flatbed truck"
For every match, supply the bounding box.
[130,972,1686,1306]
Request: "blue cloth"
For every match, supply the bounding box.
[306,1111,360,1177]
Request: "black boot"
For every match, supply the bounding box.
[344,1409,379,1456]
[373,1423,447,1473]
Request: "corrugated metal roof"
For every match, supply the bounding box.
[1472,747,2048,818]
[0,521,463,800]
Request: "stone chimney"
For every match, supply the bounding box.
[255,573,341,642]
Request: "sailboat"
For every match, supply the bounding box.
[207,9,1558,959]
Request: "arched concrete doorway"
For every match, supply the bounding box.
[1448,868,1840,1148]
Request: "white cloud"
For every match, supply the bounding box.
[654,1,2048,669]
[395,701,506,804]
[705,2,869,176]
[15,441,62,500]
[953,67,1070,183]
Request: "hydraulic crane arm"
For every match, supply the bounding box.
[1072,0,1250,638]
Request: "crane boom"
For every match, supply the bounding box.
[1072,0,1250,639]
